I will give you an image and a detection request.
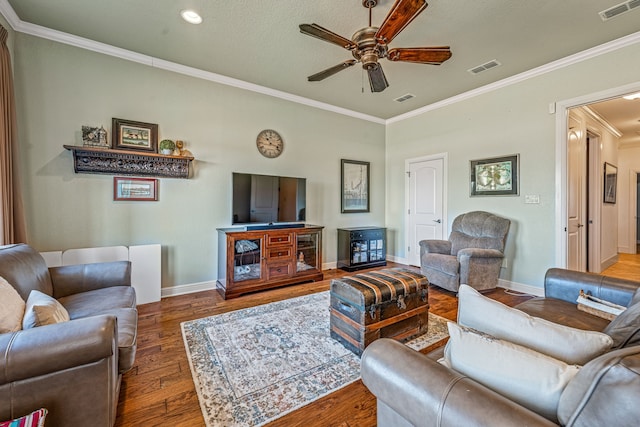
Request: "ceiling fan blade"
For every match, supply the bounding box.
[308,60,357,82]
[376,0,428,45]
[367,64,389,93]
[299,23,356,50]
[387,47,452,64]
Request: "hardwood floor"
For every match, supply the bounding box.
[114,264,535,427]
[602,250,640,282]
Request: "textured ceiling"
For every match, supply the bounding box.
[5,0,640,126]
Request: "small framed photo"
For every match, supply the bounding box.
[114,177,158,201]
[603,162,617,204]
[112,118,158,152]
[470,154,519,196]
[341,159,370,213]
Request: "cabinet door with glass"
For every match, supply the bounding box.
[231,235,264,283]
[295,230,321,273]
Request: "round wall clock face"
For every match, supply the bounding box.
[256,129,284,158]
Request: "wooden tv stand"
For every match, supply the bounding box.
[216,225,324,299]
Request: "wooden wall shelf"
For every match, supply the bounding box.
[64,145,194,179]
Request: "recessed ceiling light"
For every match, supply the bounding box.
[180,10,202,24]
[623,91,640,100]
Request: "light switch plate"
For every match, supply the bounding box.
[525,195,540,204]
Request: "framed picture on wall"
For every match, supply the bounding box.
[112,118,158,152]
[470,154,519,196]
[341,159,370,213]
[114,177,159,201]
[603,162,617,204]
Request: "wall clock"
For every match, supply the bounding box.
[256,129,284,158]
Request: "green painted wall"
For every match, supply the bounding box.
[11,29,640,292]
[12,34,385,289]
[386,41,640,288]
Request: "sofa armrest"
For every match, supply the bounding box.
[420,239,451,255]
[361,339,556,427]
[49,261,131,298]
[545,268,639,307]
[0,315,117,385]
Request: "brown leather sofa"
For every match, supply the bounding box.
[0,243,138,426]
[361,268,640,426]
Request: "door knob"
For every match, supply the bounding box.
[433,219,442,223]
[577,223,584,228]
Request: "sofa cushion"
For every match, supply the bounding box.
[445,322,579,422]
[557,346,640,426]
[0,276,25,333]
[458,284,612,365]
[0,408,47,427]
[603,299,640,349]
[109,307,138,373]
[58,286,136,319]
[22,290,70,329]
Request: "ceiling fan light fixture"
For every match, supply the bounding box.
[180,10,203,24]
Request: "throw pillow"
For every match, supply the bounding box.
[603,298,640,349]
[22,290,70,329]
[445,322,579,422]
[0,408,47,427]
[457,284,612,365]
[0,276,25,333]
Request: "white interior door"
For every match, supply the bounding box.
[567,114,587,271]
[407,156,445,266]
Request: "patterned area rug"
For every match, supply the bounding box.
[181,291,449,427]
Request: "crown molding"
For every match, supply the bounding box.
[580,105,623,138]
[386,30,640,124]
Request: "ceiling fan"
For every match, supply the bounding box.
[299,0,452,93]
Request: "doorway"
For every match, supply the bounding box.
[557,82,640,270]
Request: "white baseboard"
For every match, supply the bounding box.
[600,254,619,271]
[161,280,216,298]
[322,261,337,271]
[498,279,544,297]
[386,254,409,265]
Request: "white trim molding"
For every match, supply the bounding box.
[498,279,545,297]
[161,280,216,298]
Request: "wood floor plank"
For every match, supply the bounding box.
[115,257,638,426]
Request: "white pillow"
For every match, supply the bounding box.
[0,276,25,333]
[445,322,580,422]
[22,290,70,329]
[457,284,612,365]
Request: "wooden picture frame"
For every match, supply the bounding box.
[470,154,519,196]
[603,162,617,204]
[112,118,158,152]
[114,177,158,201]
[341,159,370,213]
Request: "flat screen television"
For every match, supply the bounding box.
[232,172,306,226]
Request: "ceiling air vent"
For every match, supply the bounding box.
[599,0,640,21]
[394,93,415,103]
[467,60,501,75]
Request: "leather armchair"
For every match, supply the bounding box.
[0,243,137,426]
[419,211,510,292]
[361,269,640,426]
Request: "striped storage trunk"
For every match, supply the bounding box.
[329,267,429,355]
